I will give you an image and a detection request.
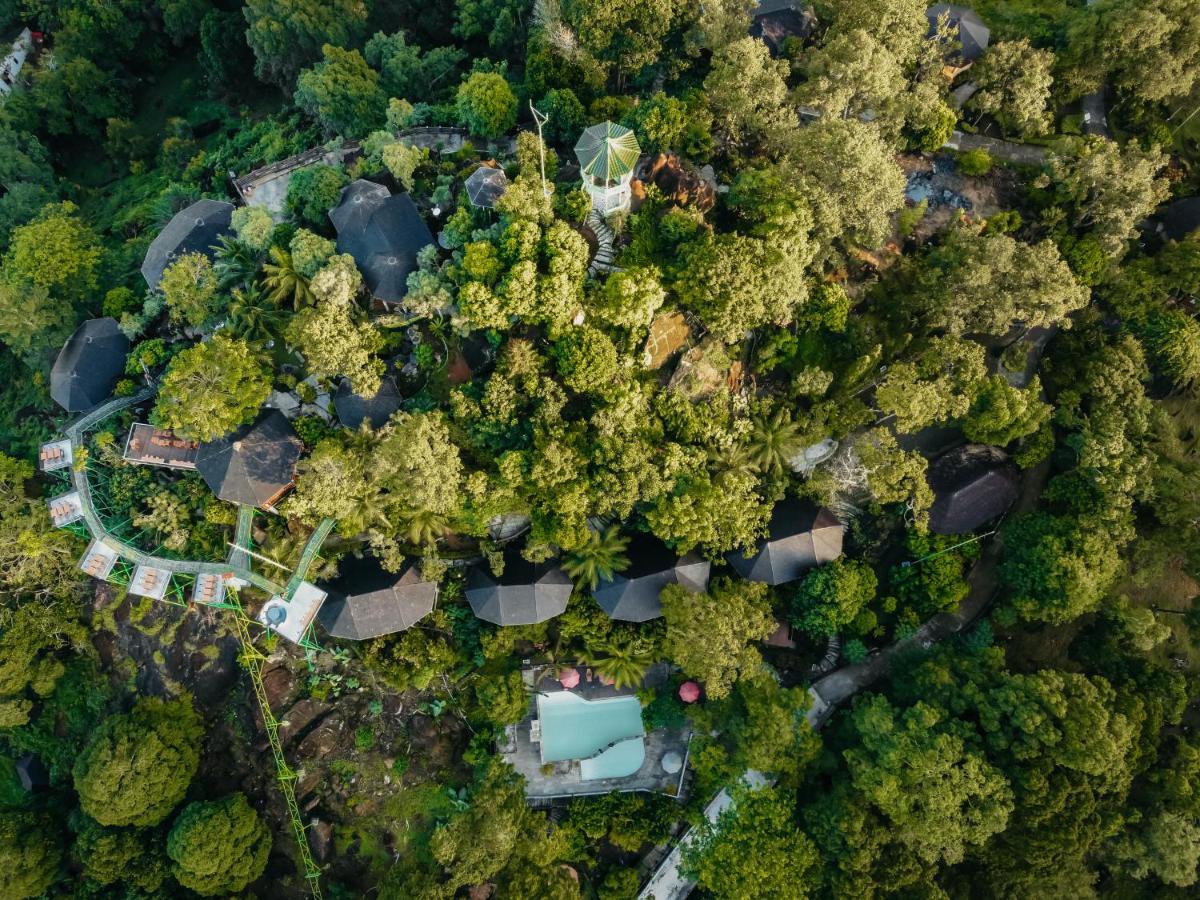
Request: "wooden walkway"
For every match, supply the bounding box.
[59,388,332,600]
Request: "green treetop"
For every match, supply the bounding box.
[166,793,271,895]
[73,696,202,827]
[294,45,386,138]
[790,558,878,638]
[159,252,221,329]
[682,785,821,900]
[153,334,271,442]
[455,72,518,139]
[0,812,61,899]
[660,578,775,699]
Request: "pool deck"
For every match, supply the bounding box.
[500,664,693,801]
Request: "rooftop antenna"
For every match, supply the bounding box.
[529,100,551,200]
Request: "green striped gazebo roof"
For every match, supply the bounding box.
[574,121,641,183]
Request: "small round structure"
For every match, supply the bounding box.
[465,165,508,208]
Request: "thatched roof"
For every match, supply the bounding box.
[927,444,1018,534]
[50,318,129,412]
[594,540,710,622]
[726,499,843,585]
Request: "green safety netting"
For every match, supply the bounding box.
[574,121,641,183]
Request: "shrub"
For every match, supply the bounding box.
[957,148,994,176]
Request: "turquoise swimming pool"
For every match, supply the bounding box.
[537,692,646,780]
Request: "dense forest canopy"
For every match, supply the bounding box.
[2,0,1200,897]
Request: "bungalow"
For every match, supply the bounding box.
[141,199,234,291]
[329,180,435,306]
[926,444,1018,534]
[926,4,990,73]
[466,550,573,626]
[750,1,817,56]
[319,555,438,640]
[50,318,129,412]
[726,499,844,586]
[195,409,302,511]
[594,539,710,622]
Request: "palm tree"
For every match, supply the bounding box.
[262,247,314,309]
[562,525,630,590]
[708,441,758,478]
[582,632,655,689]
[400,507,449,547]
[746,407,804,475]
[213,235,260,290]
[348,489,393,535]
[226,284,283,345]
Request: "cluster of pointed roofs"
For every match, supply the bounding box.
[46,105,1026,645]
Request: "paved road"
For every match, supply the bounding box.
[640,457,1052,898]
[809,456,1051,724]
[942,130,1048,166]
[1082,86,1111,139]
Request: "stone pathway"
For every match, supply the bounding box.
[587,210,618,276]
[942,130,1048,166]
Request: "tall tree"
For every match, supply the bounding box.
[294,45,387,138]
[844,695,1014,865]
[159,252,221,329]
[659,578,775,698]
[822,0,927,64]
[704,36,794,152]
[1048,137,1170,256]
[286,254,384,394]
[0,812,61,899]
[969,39,1055,136]
[682,786,821,900]
[0,453,86,602]
[243,0,369,88]
[790,558,878,637]
[788,119,906,252]
[73,697,202,827]
[363,30,467,103]
[1,201,102,305]
[153,335,272,441]
[166,794,271,895]
[910,226,1089,335]
[875,335,988,432]
[455,71,518,139]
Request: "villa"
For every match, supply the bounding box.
[501,664,692,801]
[194,409,302,511]
[318,555,438,640]
[141,199,234,291]
[329,180,435,306]
[465,551,573,626]
[50,318,130,413]
[927,444,1019,534]
[726,498,844,586]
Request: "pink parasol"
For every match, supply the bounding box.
[558,668,581,689]
[678,681,701,703]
